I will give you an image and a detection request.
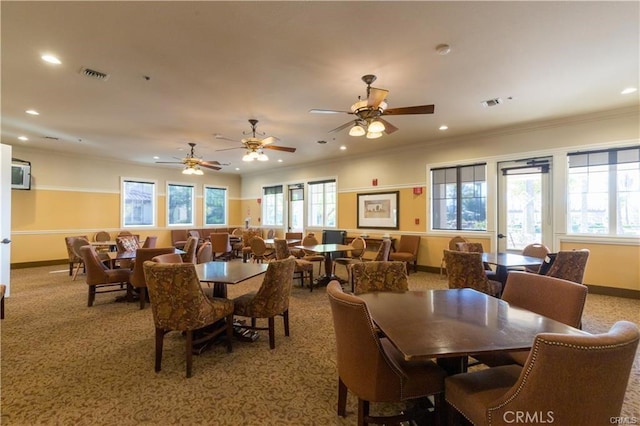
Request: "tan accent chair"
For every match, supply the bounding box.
[232,258,296,349]
[440,235,468,278]
[326,281,446,425]
[273,238,313,289]
[249,236,275,263]
[444,250,502,297]
[129,247,175,309]
[545,249,590,284]
[521,243,550,273]
[0,284,6,319]
[332,237,366,284]
[210,233,232,261]
[473,271,588,367]
[196,241,212,264]
[152,253,184,264]
[170,229,188,250]
[181,236,198,264]
[351,261,409,295]
[143,261,234,378]
[388,235,420,274]
[94,231,110,242]
[79,245,131,307]
[142,236,157,248]
[445,321,639,426]
[64,235,88,277]
[300,234,325,274]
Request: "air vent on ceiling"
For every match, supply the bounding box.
[481,98,503,107]
[79,67,110,81]
[43,136,59,141]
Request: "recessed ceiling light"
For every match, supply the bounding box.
[340,145,347,150]
[25,109,39,115]
[439,125,448,131]
[621,87,637,95]
[18,136,28,141]
[153,156,159,160]
[278,159,283,163]
[235,167,240,171]
[41,55,61,65]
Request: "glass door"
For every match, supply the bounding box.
[497,157,552,252]
[288,184,304,233]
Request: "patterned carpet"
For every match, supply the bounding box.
[1,263,638,425]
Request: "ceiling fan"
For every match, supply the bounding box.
[215,119,296,162]
[310,74,435,139]
[155,142,224,175]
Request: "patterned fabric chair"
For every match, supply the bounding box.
[388,235,420,274]
[232,258,296,349]
[241,229,262,262]
[181,236,199,264]
[273,238,313,289]
[545,249,590,284]
[443,250,502,297]
[79,245,131,307]
[249,236,275,263]
[142,261,234,378]
[196,241,213,264]
[371,238,392,262]
[351,261,408,295]
[326,281,446,425]
[472,271,588,367]
[116,235,140,269]
[446,321,639,426]
[285,232,304,258]
[440,235,468,278]
[129,247,175,309]
[456,241,497,279]
[332,237,366,284]
[64,235,88,277]
[521,243,550,273]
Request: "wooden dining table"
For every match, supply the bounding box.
[195,261,268,298]
[293,243,353,287]
[358,288,586,375]
[482,252,543,284]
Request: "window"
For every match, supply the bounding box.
[167,183,195,226]
[262,185,284,226]
[204,186,227,226]
[308,179,336,227]
[567,146,640,236]
[432,164,487,231]
[121,179,156,227]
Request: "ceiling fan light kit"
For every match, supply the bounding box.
[217,119,296,162]
[156,142,223,174]
[182,165,204,175]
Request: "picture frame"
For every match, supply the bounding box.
[357,191,399,230]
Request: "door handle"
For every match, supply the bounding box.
[497,234,506,239]
[1,238,11,244]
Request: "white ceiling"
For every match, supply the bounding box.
[2,1,638,174]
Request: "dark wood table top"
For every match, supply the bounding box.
[358,288,586,362]
[482,252,543,268]
[195,261,268,284]
[107,248,184,260]
[293,243,353,253]
[264,238,301,245]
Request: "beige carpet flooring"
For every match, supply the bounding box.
[1,263,638,425]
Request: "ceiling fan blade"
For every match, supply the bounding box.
[309,108,353,114]
[215,135,242,143]
[383,104,435,115]
[215,146,245,152]
[378,118,399,134]
[155,161,184,164]
[200,164,221,171]
[261,136,280,145]
[367,87,389,108]
[329,120,357,133]
[264,145,296,153]
[201,160,221,166]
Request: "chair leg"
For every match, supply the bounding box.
[225,313,234,353]
[139,287,146,309]
[185,330,193,378]
[268,317,275,349]
[337,377,347,417]
[69,262,73,276]
[1,294,4,320]
[88,285,96,307]
[72,262,82,281]
[358,398,369,426]
[283,309,290,337]
[154,327,164,373]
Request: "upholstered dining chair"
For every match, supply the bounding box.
[285,232,304,258]
[388,235,420,274]
[445,321,639,426]
[64,235,88,277]
[545,249,590,284]
[142,236,157,248]
[370,238,392,262]
[273,238,314,289]
[440,235,468,278]
[210,233,232,261]
[456,241,497,279]
[241,229,262,262]
[196,241,213,264]
[232,258,296,349]
[181,236,198,264]
[443,250,502,297]
[129,247,175,309]
[351,261,408,295]
[300,233,325,274]
[249,236,275,263]
[151,253,184,264]
[79,245,131,307]
[142,261,234,378]
[520,243,550,273]
[94,231,111,242]
[0,284,6,319]
[71,237,92,280]
[115,235,140,269]
[472,271,588,367]
[332,236,366,284]
[326,281,446,426]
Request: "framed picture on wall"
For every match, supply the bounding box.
[357,191,399,230]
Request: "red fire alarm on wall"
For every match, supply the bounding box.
[257,198,262,204]
[372,179,378,186]
[413,187,423,195]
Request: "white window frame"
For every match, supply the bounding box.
[203,185,228,226]
[262,185,284,226]
[166,181,196,227]
[120,177,157,228]
[307,179,337,228]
